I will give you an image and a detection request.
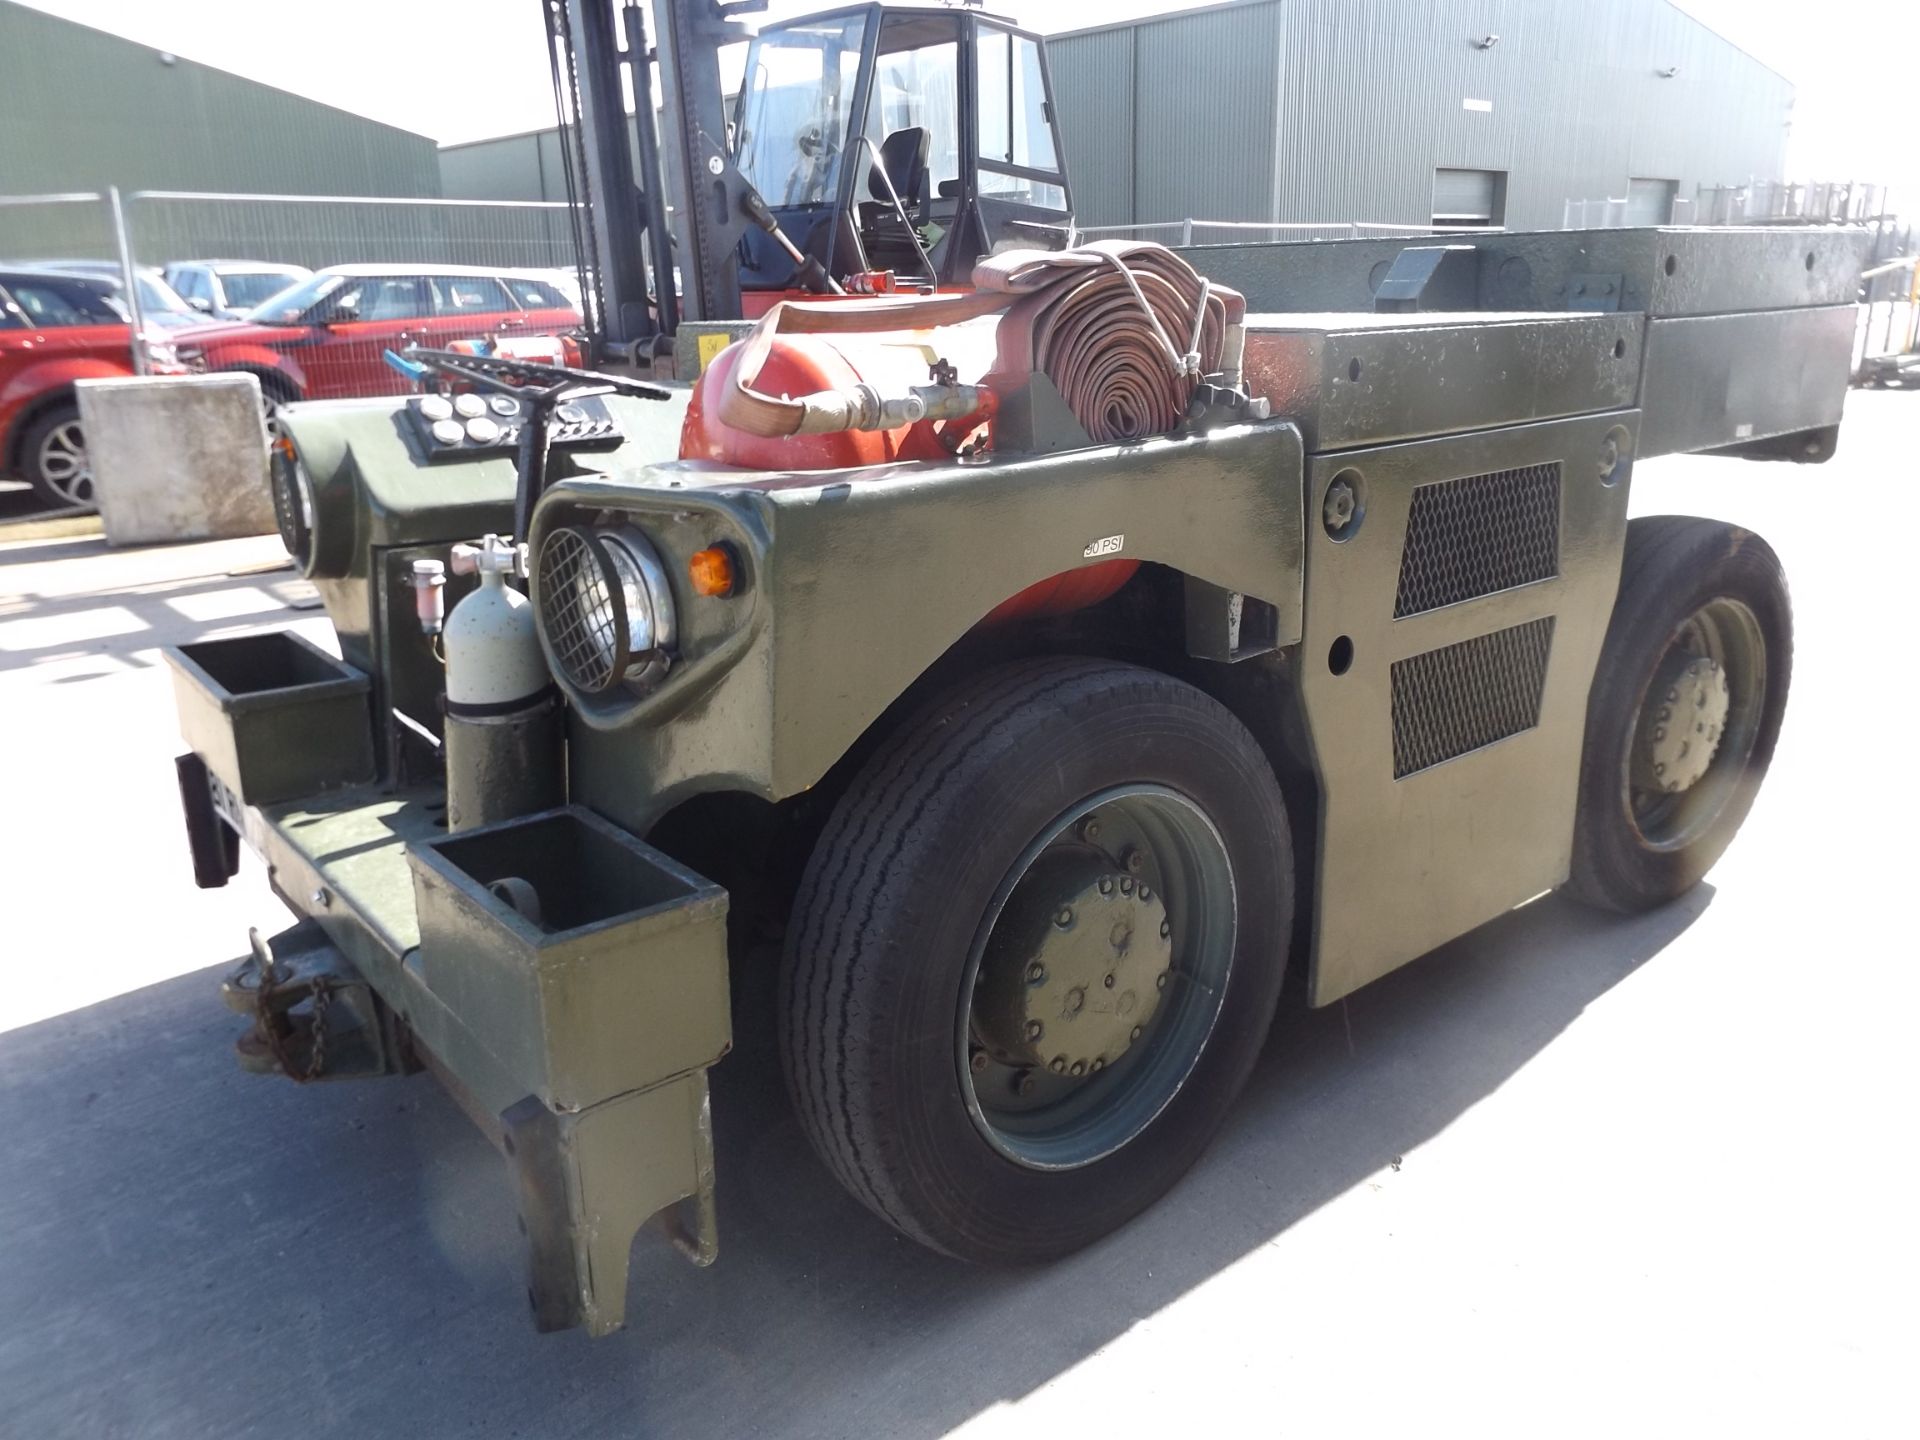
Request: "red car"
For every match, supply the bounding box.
[177,264,583,408]
[1,267,186,509]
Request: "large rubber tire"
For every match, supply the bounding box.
[19,402,93,511]
[1564,516,1792,912]
[780,657,1294,1262]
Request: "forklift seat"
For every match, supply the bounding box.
[869,127,931,217]
[860,127,934,277]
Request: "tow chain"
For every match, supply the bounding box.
[253,953,333,1084]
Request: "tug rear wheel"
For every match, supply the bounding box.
[1564,516,1792,912]
[780,657,1293,1261]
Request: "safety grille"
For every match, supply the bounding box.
[1391,616,1556,778]
[536,527,623,694]
[1394,463,1561,618]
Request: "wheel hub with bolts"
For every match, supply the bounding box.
[1633,651,1730,795]
[973,855,1172,1075]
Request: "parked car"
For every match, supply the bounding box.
[0,268,186,509]
[162,260,312,321]
[13,260,205,330]
[177,264,584,405]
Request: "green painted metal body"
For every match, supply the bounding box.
[162,223,1868,1335]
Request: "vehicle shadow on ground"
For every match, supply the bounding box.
[0,885,1709,1439]
[0,550,314,680]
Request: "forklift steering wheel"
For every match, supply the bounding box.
[401,346,669,402]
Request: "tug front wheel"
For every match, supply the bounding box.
[780,658,1294,1262]
[1564,516,1793,913]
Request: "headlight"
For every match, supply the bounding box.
[535,524,677,696]
[143,339,180,370]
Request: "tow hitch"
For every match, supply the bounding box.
[222,921,413,1082]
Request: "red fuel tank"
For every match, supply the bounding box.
[680,315,1139,619]
[680,320,1000,471]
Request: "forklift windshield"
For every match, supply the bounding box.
[735,13,868,208]
[732,6,1071,291]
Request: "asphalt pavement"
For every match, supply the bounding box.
[0,393,1913,1438]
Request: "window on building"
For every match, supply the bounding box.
[1626,178,1678,226]
[1433,168,1507,228]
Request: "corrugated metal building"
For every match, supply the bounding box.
[0,0,441,259]
[440,130,575,204]
[1049,0,1792,232]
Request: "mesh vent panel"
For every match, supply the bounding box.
[1395,463,1561,617]
[1391,617,1555,778]
[537,527,622,694]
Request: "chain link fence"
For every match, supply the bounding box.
[1,187,590,372]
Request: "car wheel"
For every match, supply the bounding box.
[1563,516,1792,912]
[780,657,1294,1261]
[21,403,94,511]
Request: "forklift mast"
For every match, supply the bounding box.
[545,0,1076,355]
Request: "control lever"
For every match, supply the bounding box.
[400,346,669,565]
[741,189,843,296]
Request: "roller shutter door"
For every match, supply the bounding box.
[1626,178,1677,226]
[1433,168,1502,224]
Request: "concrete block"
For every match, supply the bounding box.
[77,373,273,547]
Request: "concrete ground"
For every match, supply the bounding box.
[0,394,1913,1438]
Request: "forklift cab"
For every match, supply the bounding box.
[731,4,1073,293]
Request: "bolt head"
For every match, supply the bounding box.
[311,887,331,909]
[1138,885,1152,902]
[1160,919,1171,939]
[1103,973,1116,989]
[1015,1070,1036,1097]
[1098,875,1115,896]
[1025,1019,1044,1041]
[1119,877,1135,897]
[970,1050,989,1073]
[1090,1058,1105,1072]
[1080,817,1103,842]
[1069,1060,1087,1077]
[1054,906,1074,929]
[1026,961,1047,984]
[1125,848,1146,875]
[1049,1056,1067,1074]
[1156,972,1169,990]
[1130,1025,1144,1042]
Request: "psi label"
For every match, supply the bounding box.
[1083,534,1124,559]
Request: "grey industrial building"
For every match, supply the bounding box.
[0,0,440,260]
[1049,0,1792,233]
[439,0,1790,237]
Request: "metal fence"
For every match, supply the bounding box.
[1073,218,1506,246]
[1696,180,1889,226]
[1,186,589,375]
[1854,216,1918,383]
[1560,196,1697,229]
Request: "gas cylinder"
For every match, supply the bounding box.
[442,535,564,831]
[681,319,1002,470]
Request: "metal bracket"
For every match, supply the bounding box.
[222,920,413,1082]
[1374,245,1478,313]
[1565,272,1625,312]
